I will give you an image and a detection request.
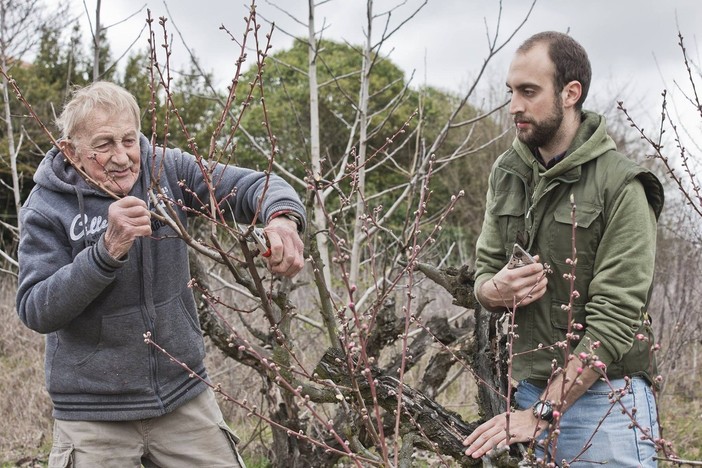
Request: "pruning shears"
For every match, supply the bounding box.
[234,220,271,258]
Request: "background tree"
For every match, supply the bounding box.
[617,34,702,464]
[0,0,72,272]
[121,50,154,133]
[586,79,702,413]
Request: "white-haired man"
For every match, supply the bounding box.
[17,81,306,467]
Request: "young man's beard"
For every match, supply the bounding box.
[516,95,564,149]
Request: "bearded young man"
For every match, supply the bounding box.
[16,82,306,467]
[462,32,664,466]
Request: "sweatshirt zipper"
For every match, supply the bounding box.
[137,234,164,412]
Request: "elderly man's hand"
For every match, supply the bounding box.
[104,196,152,259]
[263,217,304,277]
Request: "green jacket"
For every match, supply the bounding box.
[474,111,664,384]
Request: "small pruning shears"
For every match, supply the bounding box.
[234,220,271,258]
[507,243,535,270]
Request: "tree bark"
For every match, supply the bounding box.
[315,347,482,466]
[306,0,333,290]
[92,0,101,81]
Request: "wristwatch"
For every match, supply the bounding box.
[270,211,304,232]
[532,399,554,423]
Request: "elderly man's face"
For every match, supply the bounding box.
[63,108,141,195]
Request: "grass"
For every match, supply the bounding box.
[0,277,53,466]
[659,381,702,462]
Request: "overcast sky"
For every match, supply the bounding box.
[68,0,702,131]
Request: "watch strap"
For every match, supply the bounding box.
[269,210,304,232]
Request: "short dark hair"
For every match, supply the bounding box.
[517,31,591,110]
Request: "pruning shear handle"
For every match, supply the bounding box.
[248,227,272,258]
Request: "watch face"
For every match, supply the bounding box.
[533,400,553,421]
[534,402,546,414]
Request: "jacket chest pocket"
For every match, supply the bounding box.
[549,202,602,270]
[489,189,526,259]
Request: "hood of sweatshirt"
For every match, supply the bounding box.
[34,145,94,194]
[512,110,617,178]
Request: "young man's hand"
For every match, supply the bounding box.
[478,255,548,310]
[462,408,548,458]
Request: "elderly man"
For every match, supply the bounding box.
[463,32,664,465]
[16,81,306,467]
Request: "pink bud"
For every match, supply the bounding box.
[578,352,588,360]
[593,360,606,369]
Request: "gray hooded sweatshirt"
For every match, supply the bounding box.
[16,135,306,421]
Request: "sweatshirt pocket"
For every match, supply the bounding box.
[47,310,152,396]
[152,292,206,382]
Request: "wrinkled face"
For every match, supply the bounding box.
[62,108,141,195]
[506,43,565,149]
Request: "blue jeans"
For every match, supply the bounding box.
[515,377,659,467]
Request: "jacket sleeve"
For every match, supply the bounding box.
[15,204,125,334]
[474,167,507,308]
[574,179,657,366]
[168,149,306,229]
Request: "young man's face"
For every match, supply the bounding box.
[62,108,141,195]
[506,43,564,149]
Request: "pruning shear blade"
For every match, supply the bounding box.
[235,220,271,257]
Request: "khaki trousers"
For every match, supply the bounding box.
[48,388,246,468]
